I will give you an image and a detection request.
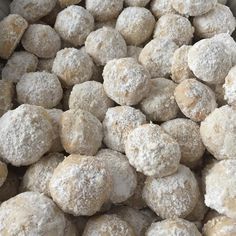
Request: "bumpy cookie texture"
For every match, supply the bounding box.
[111,206,151,236]
[0,171,19,203]
[10,0,57,22]
[171,45,194,83]
[16,71,63,109]
[85,27,127,66]
[200,105,236,160]
[21,153,64,196]
[58,0,81,7]
[223,66,236,107]
[154,14,194,46]
[0,192,66,236]
[146,218,201,236]
[22,24,61,59]
[0,80,14,117]
[60,109,103,155]
[143,165,199,219]
[52,48,93,87]
[193,4,236,38]
[139,38,178,78]
[85,0,123,22]
[124,172,147,209]
[49,155,112,216]
[46,109,64,152]
[125,124,181,177]
[0,14,28,60]
[205,160,236,219]
[188,39,232,84]
[0,161,8,188]
[127,46,142,60]
[103,57,151,105]
[96,149,137,203]
[55,5,94,47]
[69,81,114,121]
[203,215,236,236]
[0,104,53,166]
[140,78,179,122]
[125,0,150,7]
[37,58,54,72]
[82,214,135,236]
[171,0,217,16]
[161,118,205,168]
[174,79,217,122]
[116,7,155,46]
[2,51,38,83]
[103,106,147,153]
[151,0,176,18]
[212,33,236,67]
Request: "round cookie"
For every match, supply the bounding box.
[85,27,127,66]
[103,106,146,153]
[103,57,151,105]
[151,0,176,18]
[0,104,53,166]
[60,109,103,155]
[22,24,61,59]
[142,165,199,219]
[16,71,63,109]
[49,155,112,216]
[0,192,66,235]
[125,124,181,177]
[116,7,155,46]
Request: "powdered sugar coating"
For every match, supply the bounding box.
[139,38,178,78]
[103,106,147,153]
[140,78,179,122]
[96,149,137,203]
[146,218,201,236]
[193,4,236,38]
[154,14,194,46]
[200,105,236,160]
[103,57,151,105]
[125,124,181,177]
[110,206,151,236]
[0,192,66,236]
[171,0,217,16]
[16,71,63,109]
[174,79,217,122]
[46,109,63,152]
[116,7,155,46]
[21,153,64,196]
[85,27,127,66]
[0,161,7,188]
[188,39,232,84]
[60,109,103,155]
[85,0,123,22]
[52,48,93,87]
[161,118,205,168]
[142,165,199,219]
[22,24,61,59]
[223,66,236,107]
[69,81,114,121]
[0,104,53,166]
[10,0,57,22]
[49,155,112,216]
[2,51,38,83]
[205,160,236,219]
[0,80,14,117]
[0,14,28,60]
[83,214,135,236]
[171,45,194,83]
[203,215,236,236]
[125,0,150,7]
[150,0,176,18]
